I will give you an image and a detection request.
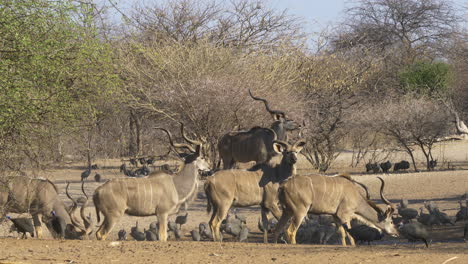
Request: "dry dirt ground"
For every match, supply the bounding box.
[1,141,468,263]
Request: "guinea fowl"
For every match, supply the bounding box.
[50,211,67,238]
[398,199,419,222]
[399,222,430,248]
[199,222,213,240]
[118,229,127,241]
[81,168,91,181]
[348,225,384,245]
[7,216,35,239]
[145,229,158,241]
[175,212,188,229]
[130,221,146,241]
[191,229,201,241]
[456,200,468,222]
[238,226,249,242]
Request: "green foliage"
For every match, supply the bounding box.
[399,61,453,98]
[0,0,119,168]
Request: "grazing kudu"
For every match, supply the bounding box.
[217,89,301,169]
[205,138,306,242]
[0,176,90,239]
[93,123,210,241]
[273,176,399,246]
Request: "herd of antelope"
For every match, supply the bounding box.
[1,90,467,247]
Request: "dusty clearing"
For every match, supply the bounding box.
[1,141,468,263]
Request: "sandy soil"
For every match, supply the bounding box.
[1,141,468,264]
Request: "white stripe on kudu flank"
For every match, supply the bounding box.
[150,179,154,212]
[309,177,315,211]
[322,176,327,204]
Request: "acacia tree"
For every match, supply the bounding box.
[362,98,451,171]
[298,47,379,172]
[0,0,118,172]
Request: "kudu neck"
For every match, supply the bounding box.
[172,160,199,204]
[355,200,385,231]
[271,122,287,141]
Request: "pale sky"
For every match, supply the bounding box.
[111,0,467,34]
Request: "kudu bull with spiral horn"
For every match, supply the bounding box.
[273,176,399,246]
[217,89,302,169]
[205,138,306,243]
[93,123,210,241]
[0,177,91,239]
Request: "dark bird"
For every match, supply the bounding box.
[455,200,468,222]
[317,223,336,245]
[380,160,392,173]
[168,220,178,232]
[417,207,440,226]
[365,162,380,173]
[175,212,188,229]
[145,229,158,241]
[7,216,35,239]
[91,164,99,170]
[94,173,101,182]
[394,160,410,172]
[173,226,182,240]
[134,165,150,177]
[348,225,384,245]
[50,211,67,238]
[119,163,126,173]
[191,229,201,241]
[81,167,91,181]
[146,157,155,165]
[139,157,147,166]
[399,222,429,248]
[238,226,249,242]
[149,221,159,231]
[225,222,243,238]
[129,158,137,167]
[199,222,213,240]
[118,229,127,241]
[432,208,454,225]
[234,212,247,225]
[398,205,419,222]
[130,221,146,241]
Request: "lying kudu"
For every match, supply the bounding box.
[205,138,306,242]
[0,176,91,239]
[93,123,210,241]
[273,176,399,246]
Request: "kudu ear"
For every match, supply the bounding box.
[273,113,282,121]
[293,140,306,153]
[273,142,285,154]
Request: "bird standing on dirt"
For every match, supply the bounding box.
[175,212,188,229]
[7,216,35,239]
[118,229,127,241]
[399,222,430,248]
[191,229,201,241]
[145,229,158,241]
[238,226,249,242]
[130,221,146,241]
[81,167,91,181]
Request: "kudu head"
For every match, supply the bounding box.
[248,89,301,141]
[155,123,211,173]
[271,139,306,181]
[374,177,399,237]
[64,181,93,239]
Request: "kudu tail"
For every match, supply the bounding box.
[204,181,213,214]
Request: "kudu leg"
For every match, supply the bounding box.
[261,208,269,243]
[273,209,293,244]
[287,209,307,245]
[97,213,122,240]
[158,213,169,242]
[32,214,43,239]
[210,206,229,242]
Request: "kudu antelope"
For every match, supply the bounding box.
[217,89,301,169]
[205,138,306,242]
[93,123,210,241]
[273,176,399,246]
[0,177,91,239]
